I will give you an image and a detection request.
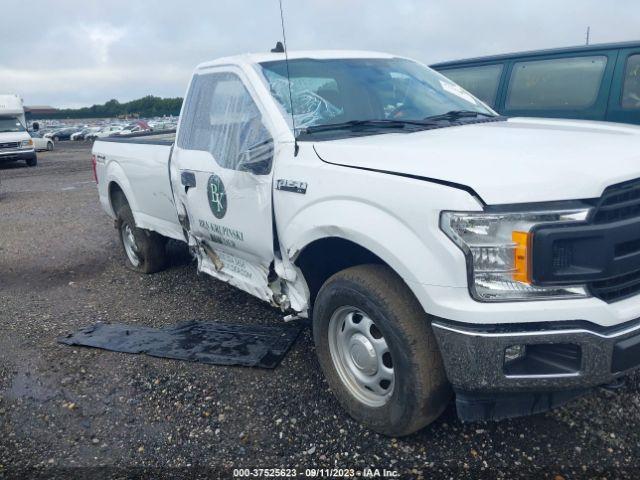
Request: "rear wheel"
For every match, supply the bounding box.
[116,203,167,273]
[53,136,60,142]
[47,142,54,151]
[313,264,451,436]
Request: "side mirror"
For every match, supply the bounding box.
[32,122,40,132]
[238,138,274,175]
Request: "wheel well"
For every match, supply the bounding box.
[108,182,128,214]
[295,237,386,306]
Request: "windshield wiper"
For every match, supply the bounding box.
[301,119,439,135]
[424,110,497,122]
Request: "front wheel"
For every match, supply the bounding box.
[47,142,54,151]
[26,156,37,167]
[313,264,451,436]
[116,203,167,273]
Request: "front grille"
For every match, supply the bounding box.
[591,269,640,303]
[590,178,640,302]
[0,142,19,150]
[592,178,640,223]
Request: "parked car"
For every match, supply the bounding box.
[30,132,54,151]
[112,122,151,136]
[93,49,640,436]
[71,129,91,141]
[431,40,640,124]
[45,127,82,142]
[86,125,124,141]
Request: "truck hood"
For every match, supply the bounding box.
[0,131,31,143]
[313,117,640,205]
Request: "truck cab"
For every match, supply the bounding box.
[94,50,640,436]
[0,94,37,167]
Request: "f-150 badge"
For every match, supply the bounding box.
[276,179,308,194]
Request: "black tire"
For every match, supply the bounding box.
[115,203,167,274]
[47,142,54,151]
[26,156,37,167]
[53,136,60,142]
[313,264,451,437]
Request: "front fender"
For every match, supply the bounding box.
[273,151,484,316]
[281,195,473,313]
[286,198,439,289]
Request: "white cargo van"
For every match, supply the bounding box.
[0,94,37,167]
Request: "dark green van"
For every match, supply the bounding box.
[431,41,640,125]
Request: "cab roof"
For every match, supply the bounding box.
[196,50,396,70]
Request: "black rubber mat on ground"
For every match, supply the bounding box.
[58,320,303,369]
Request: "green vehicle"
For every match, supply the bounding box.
[431,41,640,125]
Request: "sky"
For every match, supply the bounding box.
[2,0,639,108]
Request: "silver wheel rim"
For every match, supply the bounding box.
[328,306,395,407]
[121,223,141,267]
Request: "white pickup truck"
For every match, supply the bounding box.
[94,50,640,436]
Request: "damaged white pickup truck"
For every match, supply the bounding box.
[94,50,640,436]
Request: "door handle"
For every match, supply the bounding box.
[181,171,196,188]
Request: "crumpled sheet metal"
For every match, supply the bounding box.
[58,320,302,369]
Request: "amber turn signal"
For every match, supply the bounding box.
[512,231,530,284]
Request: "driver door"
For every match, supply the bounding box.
[170,67,277,302]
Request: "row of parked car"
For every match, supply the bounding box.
[32,118,178,145]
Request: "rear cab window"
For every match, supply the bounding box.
[438,64,503,107]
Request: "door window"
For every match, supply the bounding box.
[622,54,640,109]
[439,64,503,107]
[178,72,274,174]
[506,56,607,110]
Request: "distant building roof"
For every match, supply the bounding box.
[24,105,59,117]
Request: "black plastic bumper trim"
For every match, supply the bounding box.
[0,150,36,162]
[455,388,588,422]
[611,333,640,373]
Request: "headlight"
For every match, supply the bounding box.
[20,139,33,148]
[440,208,591,301]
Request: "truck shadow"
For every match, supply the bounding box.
[165,239,194,268]
[0,162,29,170]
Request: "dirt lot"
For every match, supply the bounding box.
[1,142,639,479]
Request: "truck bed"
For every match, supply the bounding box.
[97,129,176,146]
[94,130,184,241]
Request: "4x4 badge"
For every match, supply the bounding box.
[207,174,227,219]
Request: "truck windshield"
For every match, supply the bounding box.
[0,117,25,133]
[258,57,495,137]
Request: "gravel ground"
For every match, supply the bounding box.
[1,142,639,479]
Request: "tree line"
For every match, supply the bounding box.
[36,96,183,119]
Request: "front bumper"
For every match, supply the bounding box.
[0,149,36,163]
[432,317,640,420]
